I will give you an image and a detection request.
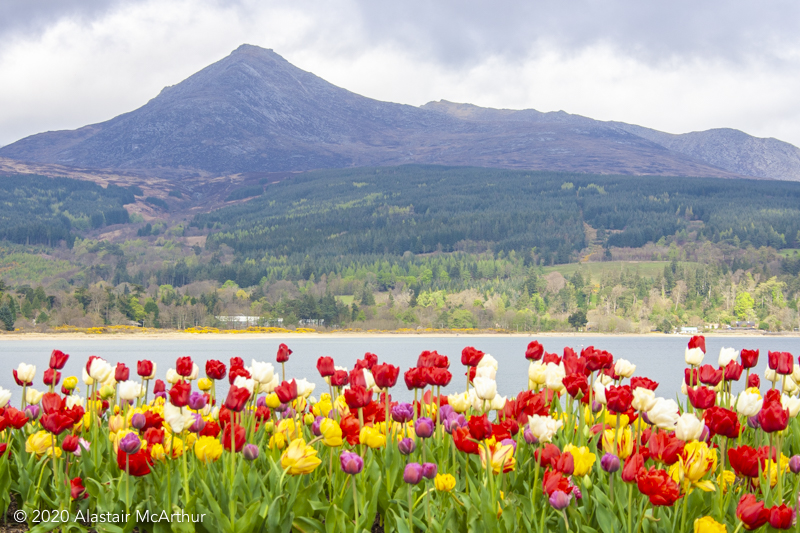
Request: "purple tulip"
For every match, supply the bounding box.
[572,486,583,500]
[119,432,142,455]
[523,427,538,445]
[275,402,289,413]
[640,411,652,425]
[340,451,364,475]
[189,413,206,433]
[500,438,517,451]
[256,396,267,409]
[790,455,800,474]
[312,416,324,436]
[600,453,620,473]
[155,391,167,400]
[438,404,454,423]
[699,424,711,443]
[243,444,259,461]
[24,405,40,421]
[392,403,414,424]
[591,401,603,413]
[747,415,760,429]
[444,412,466,434]
[421,463,437,479]
[398,438,416,455]
[415,417,434,439]
[188,392,207,411]
[549,490,571,510]
[404,463,424,484]
[130,413,147,430]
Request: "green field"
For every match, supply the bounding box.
[0,252,77,285]
[543,260,697,281]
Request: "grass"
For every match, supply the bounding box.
[337,295,355,305]
[542,260,698,280]
[0,252,77,284]
[778,248,800,258]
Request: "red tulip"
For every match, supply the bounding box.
[137,360,154,378]
[43,368,61,387]
[433,354,450,368]
[142,410,163,431]
[117,448,152,476]
[542,352,562,365]
[461,346,484,366]
[330,370,349,387]
[525,341,544,361]
[630,377,659,391]
[153,380,165,394]
[354,353,378,370]
[49,349,69,370]
[340,415,361,446]
[176,356,193,377]
[372,363,400,389]
[621,453,645,482]
[224,386,250,412]
[563,373,589,399]
[542,470,571,496]
[404,367,425,390]
[205,360,226,380]
[768,351,794,375]
[724,360,743,381]
[697,365,723,386]
[4,407,28,429]
[740,349,759,369]
[228,366,251,385]
[637,467,681,506]
[62,435,80,453]
[605,385,633,414]
[144,428,164,445]
[583,347,613,372]
[687,335,706,353]
[554,452,575,476]
[687,386,716,410]
[85,355,100,375]
[41,392,64,414]
[12,369,32,387]
[316,357,335,378]
[344,385,372,410]
[168,381,191,407]
[703,406,741,439]
[115,363,129,382]
[417,350,439,368]
[276,343,292,363]
[275,380,298,403]
[199,421,221,438]
[427,368,452,387]
[728,446,761,478]
[759,399,789,433]
[466,366,477,383]
[535,444,562,468]
[64,405,85,425]
[41,412,74,435]
[222,424,246,452]
[736,494,769,531]
[349,368,367,389]
[230,357,245,370]
[70,477,88,500]
[453,427,480,454]
[768,504,795,529]
[647,432,684,466]
[747,374,760,390]
[467,414,492,441]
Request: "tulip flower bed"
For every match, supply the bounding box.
[1,338,800,532]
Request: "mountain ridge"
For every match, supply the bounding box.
[1,44,798,181]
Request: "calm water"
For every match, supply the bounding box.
[1,336,798,404]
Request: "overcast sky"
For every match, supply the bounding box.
[1,0,800,148]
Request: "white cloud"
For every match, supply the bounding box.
[1,0,800,148]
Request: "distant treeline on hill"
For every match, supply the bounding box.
[193,165,800,266]
[0,174,133,246]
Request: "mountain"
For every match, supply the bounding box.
[1,44,799,181]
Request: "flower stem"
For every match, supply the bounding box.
[352,476,359,527]
[408,484,414,532]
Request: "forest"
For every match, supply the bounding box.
[1,165,800,333]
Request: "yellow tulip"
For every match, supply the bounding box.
[194,436,223,463]
[479,441,516,474]
[277,419,300,440]
[62,376,78,391]
[280,439,321,475]
[320,419,343,447]
[603,411,629,429]
[26,431,62,458]
[265,393,281,409]
[269,432,287,450]
[693,515,727,533]
[294,397,307,413]
[717,470,735,494]
[151,444,166,461]
[668,441,717,493]
[434,473,456,492]
[564,444,596,477]
[99,384,116,400]
[108,414,125,433]
[165,435,185,458]
[303,413,315,426]
[359,426,386,449]
[197,378,213,392]
[312,398,333,418]
[601,426,633,459]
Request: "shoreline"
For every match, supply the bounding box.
[0,330,797,341]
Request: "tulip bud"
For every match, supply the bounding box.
[100,384,115,400]
[415,417,434,439]
[422,463,437,480]
[340,451,364,475]
[600,453,620,473]
[303,413,315,426]
[243,444,259,462]
[119,432,142,455]
[523,427,538,445]
[189,414,206,433]
[582,475,593,490]
[109,415,125,433]
[592,401,603,413]
[398,438,416,455]
[130,413,147,430]
[747,415,760,429]
[404,463,424,484]
[549,490,572,510]
[188,392,207,411]
[312,416,323,436]
[790,455,800,474]
[24,404,40,421]
[699,424,711,443]
[392,403,414,424]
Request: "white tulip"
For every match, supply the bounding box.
[163,403,193,433]
[675,413,704,442]
[448,392,470,413]
[685,347,704,366]
[528,362,546,386]
[718,347,739,367]
[681,382,688,396]
[25,388,43,405]
[363,370,381,394]
[765,368,777,383]
[544,363,566,393]
[489,395,507,411]
[473,376,497,400]
[614,359,636,378]
[233,376,255,395]
[528,414,563,443]
[15,363,36,384]
[735,391,763,418]
[599,373,614,386]
[296,378,315,398]
[143,362,157,380]
[65,395,84,409]
[89,358,112,383]
[166,369,180,384]
[477,354,498,371]
[782,395,800,417]
[249,360,275,384]
[0,387,11,408]
[592,380,607,404]
[468,389,484,412]
[187,364,199,381]
[783,376,798,395]
[259,375,280,394]
[792,364,800,385]
[82,368,94,386]
[476,365,497,381]
[631,388,656,412]
[118,380,143,401]
[646,398,679,430]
